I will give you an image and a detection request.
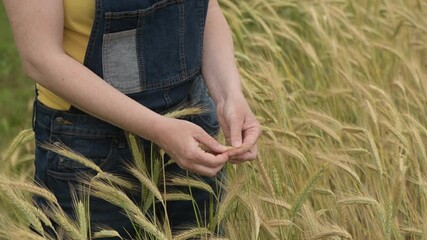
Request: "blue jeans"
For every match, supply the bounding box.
[33,76,225,239]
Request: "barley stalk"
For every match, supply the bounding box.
[289,165,327,220]
[0,178,58,204]
[163,192,194,202]
[310,228,352,240]
[76,201,87,239]
[0,185,44,235]
[1,129,34,162]
[126,133,147,174]
[168,176,215,195]
[128,166,163,204]
[172,227,211,240]
[50,207,83,240]
[93,229,123,239]
[39,143,103,174]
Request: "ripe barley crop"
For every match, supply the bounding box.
[1,0,427,239]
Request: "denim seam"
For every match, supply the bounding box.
[179,3,187,76]
[103,29,137,39]
[137,16,146,91]
[84,0,103,66]
[198,0,205,66]
[142,67,200,90]
[104,0,183,19]
[102,32,110,85]
[163,87,172,107]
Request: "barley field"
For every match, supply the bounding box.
[1,0,427,239]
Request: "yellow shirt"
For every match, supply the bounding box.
[37,0,95,110]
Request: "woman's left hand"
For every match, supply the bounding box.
[216,94,261,164]
[201,0,261,163]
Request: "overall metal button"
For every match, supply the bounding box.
[54,117,72,125]
[54,117,64,124]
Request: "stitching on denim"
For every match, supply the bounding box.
[102,32,112,86]
[35,102,123,137]
[104,0,183,19]
[198,0,206,67]
[179,2,187,75]
[104,29,137,40]
[84,0,103,66]
[50,126,122,138]
[163,86,172,107]
[143,67,200,90]
[137,17,146,91]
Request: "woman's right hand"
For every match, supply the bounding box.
[152,117,229,177]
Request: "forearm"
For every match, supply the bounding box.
[201,0,243,105]
[28,53,165,142]
[3,0,167,143]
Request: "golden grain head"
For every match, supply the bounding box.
[2,0,427,239]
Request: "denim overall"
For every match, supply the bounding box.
[33,0,224,238]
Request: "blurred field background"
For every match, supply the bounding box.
[1,0,427,239]
[0,2,33,148]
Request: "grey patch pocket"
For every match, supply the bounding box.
[102,29,141,94]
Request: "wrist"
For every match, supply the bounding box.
[134,115,169,144]
[205,77,244,105]
[214,89,246,107]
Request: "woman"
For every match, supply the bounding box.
[3,0,261,238]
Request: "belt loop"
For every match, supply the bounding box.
[32,84,38,131]
[32,100,37,131]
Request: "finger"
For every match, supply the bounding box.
[228,127,260,156]
[218,117,231,142]
[229,145,258,163]
[189,160,227,177]
[192,165,223,177]
[194,131,227,154]
[229,158,254,164]
[181,163,224,177]
[192,150,229,168]
[232,151,257,163]
[229,115,244,148]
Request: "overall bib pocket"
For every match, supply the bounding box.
[101,0,206,94]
